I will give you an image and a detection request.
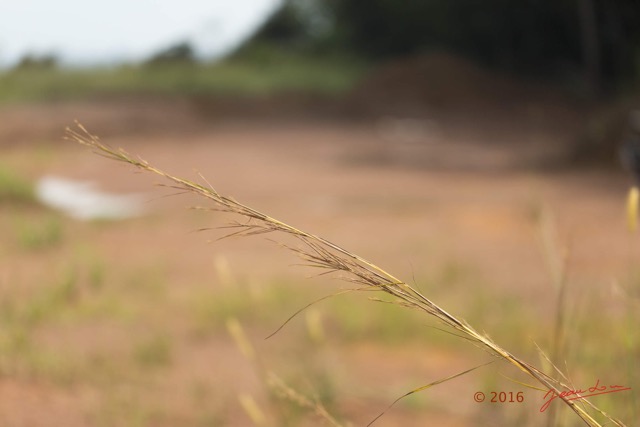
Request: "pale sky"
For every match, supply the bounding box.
[0,0,281,67]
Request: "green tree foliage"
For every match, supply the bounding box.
[13,53,58,71]
[238,0,334,56]
[144,41,195,66]
[245,0,640,90]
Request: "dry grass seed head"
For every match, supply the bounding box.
[66,123,626,427]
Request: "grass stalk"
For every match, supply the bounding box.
[538,207,569,427]
[67,123,626,427]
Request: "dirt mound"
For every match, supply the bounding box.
[349,52,581,120]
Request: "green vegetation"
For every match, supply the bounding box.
[0,164,35,204]
[14,214,64,250]
[0,53,366,104]
[133,334,172,368]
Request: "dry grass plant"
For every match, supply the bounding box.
[66,122,627,427]
[227,316,343,426]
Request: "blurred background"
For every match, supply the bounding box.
[1,1,639,426]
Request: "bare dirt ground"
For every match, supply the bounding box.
[0,97,636,426]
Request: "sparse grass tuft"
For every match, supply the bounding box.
[14,214,64,250]
[0,271,73,328]
[133,335,172,368]
[189,281,308,338]
[0,164,35,204]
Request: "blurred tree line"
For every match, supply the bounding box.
[241,0,640,96]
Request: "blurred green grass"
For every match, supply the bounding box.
[0,163,35,204]
[0,55,367,104]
